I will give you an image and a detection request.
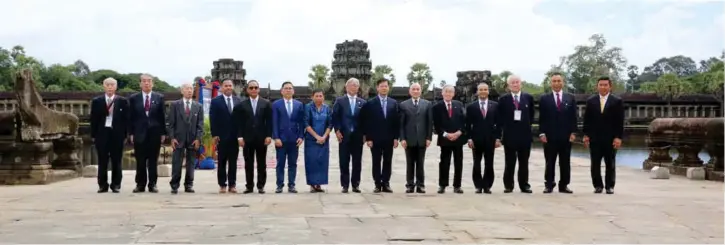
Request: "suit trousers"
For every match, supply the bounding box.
[170,141,196,190]
[370,140,394,187]
[589,141,616,189]
[404,146,426,188]
[472,141,495,190]
[339,133,363,188]
[134,128,162,188]
[503,141,531,190]
[217,139,239,188]
[543,140,572,189]
[439,145,463,188]
[95,128,124,189]
[244,142,268,189]
[275,141,299,188]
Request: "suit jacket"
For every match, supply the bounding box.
[128,91,166,142]
[465,99,500,145]
[538,91,578,142]
[583,94,624,143]
[398,98,433,147]
[497,92,535,145]
[432,100,467,147]
[361,96,400,143]
[90,94,129,143]
[209,95,242,142]
[272,98,304,143]
[167,99,204,147]
[234,97,273,144]
[331,95,366,142]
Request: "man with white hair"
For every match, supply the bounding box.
[167,82,204,194]
[497,74,535,194]
[90,77,129,193]
[331,78,367,193]
[432,85,467,194]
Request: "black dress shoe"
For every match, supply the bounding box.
[288,187,298,193]
[521,188,532,194]
[605,188,614,194]
[111,188,120,193]
[437,187,446,194]
[97,188,109,193]
[258,189,266,194]
[341,187,349,193]
[352,187,361,193]
[275,187,283,193]
[373,187,382,193]
[543,188,553,194]
[243,188,254,194]
[416,187,426,193]
[503,188,513,193]
[453,188,463,194]
[483,188,492,194]
[132,187,145,193]
[475,188,482,194]
[559,188,573,194]
[185,188,195,193]
[382,186,393,193]
[148,186,159,193]
[594,187,603,194]
[171,189,178,194]
[405,187,414,193]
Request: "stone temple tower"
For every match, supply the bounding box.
[330,39,372,97]
[211,59,247,96]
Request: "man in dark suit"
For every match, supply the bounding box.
[465,83,501,194]
[399,82,433,194]
[497,75,535,194]
[234,80,273,194]
[583,76,624,195]
[361,78,400,193]
[167,83,204,194]
[432,85,466,194]
[538,72,578,194]
[90,77,129,193]
[272,81,304,193]
[331,78,366,193]
[210,79,243,193]
[128,74,166,193]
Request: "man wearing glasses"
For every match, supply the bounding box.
[234,80,273,194]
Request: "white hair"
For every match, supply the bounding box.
[477,83,489,89]
[442,84,455,92]
[102,77,117,86]
[179,82,193,91]
[507,74,521,84]
[410,82,421,88]
[346,78,360,86]
[139,73,153,80]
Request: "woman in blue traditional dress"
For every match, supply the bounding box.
[303,89,332,193]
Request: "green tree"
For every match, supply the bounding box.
[558,34,628,93]
[307,64,331,91]
[406,63,433,92]
[490,70,512,92]
[371,65,396,86]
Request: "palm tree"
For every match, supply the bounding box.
[308,64,331,91]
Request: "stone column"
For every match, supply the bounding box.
[0,141,54,185]
[51,136,83,172]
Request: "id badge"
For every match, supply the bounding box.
[514,110,522,121]
[105,116,113,127]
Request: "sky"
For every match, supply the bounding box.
[1,0,723,89]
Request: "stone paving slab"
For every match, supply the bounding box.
[0,136,723,244]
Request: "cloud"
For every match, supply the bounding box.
[0,0,721,89]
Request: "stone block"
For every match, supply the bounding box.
[649,166,670,179]
[686,167,706,180]
[157,164,171,177]
[82,165,98,178]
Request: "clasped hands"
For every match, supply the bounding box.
[582,136,621,149]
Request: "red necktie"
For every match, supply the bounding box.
[447,103,452,118]
[480,102,486,118]
[556,93,561,111]
[144,95,150,112]
[185,101,190,115]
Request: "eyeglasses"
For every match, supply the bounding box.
[248,86,258,90]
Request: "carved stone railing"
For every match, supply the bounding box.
[643,118,724,181]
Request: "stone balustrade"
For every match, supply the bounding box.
[642,118,724,181]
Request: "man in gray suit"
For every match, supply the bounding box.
[167,82,204,194]
[399,83,433,193]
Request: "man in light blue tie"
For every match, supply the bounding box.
[272,81,304,193]
[361,78,400,193]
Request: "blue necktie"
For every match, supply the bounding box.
[382,98,387,118]
[350,98,355,116]
[286,101,292,117]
